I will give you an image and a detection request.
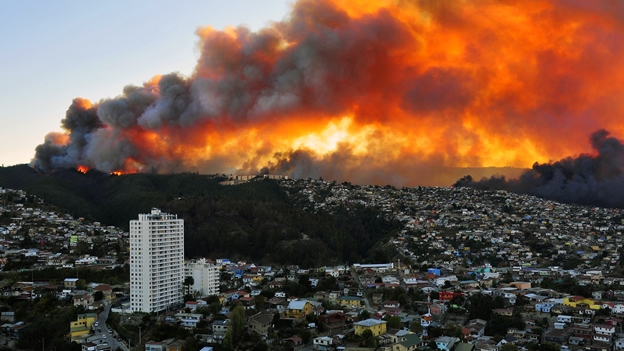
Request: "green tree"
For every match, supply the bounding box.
[539,343,560,351]
[208,301,222,315]
[302,330,312,344]
[231,304,247,344]
[502,344,518,351]
[361,329,377,348]
[255,295,266,310]
[184,276,195,295]
[222,328,234,351]
[76,279,87,290]
[385,316,403,329]
[359,310,371,320]
[409,321,423,334]
[94,291,104,301]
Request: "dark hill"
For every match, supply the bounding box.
[0,165,400,266]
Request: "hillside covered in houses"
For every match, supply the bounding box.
[1,167,624,351]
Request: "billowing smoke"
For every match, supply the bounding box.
[454,130,624,208]
[31,0,624,189]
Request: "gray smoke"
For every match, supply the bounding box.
[453,130,624,208]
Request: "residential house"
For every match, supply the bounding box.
[145,341,167,351]
[319,312,347,334]
[544,329,570,345]
[283,337,304,351]
[175,313,202,328]
[93,284,113,300]
[564,296,600,310]
[572,324,593,340]
[248,312,273,338]
[454,342,475,351]
[77,313,97,328]
[354,319,387,336]
[314,336,333,351]
[64,278,79,289]
[392,334,424,351]
[337,296,364,309]
[614,304,624,314]
[462,319,487,339]
[474,343,498,351]
[70,320,90,342]
[284,300,313,319]
[212,319,231,343]
[509,282,531,290]
[74,293,94,308]
[383,301,401,309]
[493,308,513,317]
[436,337,458,351]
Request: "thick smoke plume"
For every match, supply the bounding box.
[454,130,624,208]
[32,0,624,188]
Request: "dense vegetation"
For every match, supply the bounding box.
[0,165,401,266]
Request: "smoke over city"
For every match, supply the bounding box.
[454,130,624,208]
[31,0,624,190]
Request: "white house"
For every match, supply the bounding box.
[175,313,202,328]
[614,304,624,314]
[313,336,333,351]
[595,324,616,336]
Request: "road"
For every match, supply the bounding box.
[350,267,374,311]
[95,304,129,351]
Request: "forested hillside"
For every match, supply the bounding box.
[0,165,400,266]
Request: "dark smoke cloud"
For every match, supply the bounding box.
[454,129,624,208]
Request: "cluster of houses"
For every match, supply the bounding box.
[0,187,128,272]
[279,178,624,272]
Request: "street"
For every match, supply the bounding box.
[350,267,374,311]
[94,305,129,351]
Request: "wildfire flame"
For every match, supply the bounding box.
[31,0,624,187]
[77,165,89,174]
[110,171,123,176]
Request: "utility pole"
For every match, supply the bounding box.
[139,325,142,346]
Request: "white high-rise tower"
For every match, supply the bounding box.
[130,208,184,312]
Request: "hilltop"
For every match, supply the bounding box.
[0,165,401,266]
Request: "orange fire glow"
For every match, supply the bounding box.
[33,0,624,186]
[77,165,89,174]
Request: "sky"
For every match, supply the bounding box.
[0,0,291,167]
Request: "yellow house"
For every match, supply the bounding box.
[69,321,90,341]
[393,334,425,351]
[563,296,601,310]
[354,319,387,336]
[338,296,364,308]
[284,300,313,319]
[77,313,97,328]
